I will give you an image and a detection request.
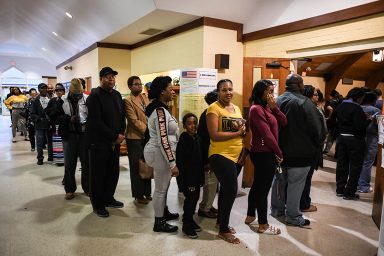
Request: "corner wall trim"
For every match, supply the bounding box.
[243,1,384,42]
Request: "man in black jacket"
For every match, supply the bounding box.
[271,74,324,227]
[86,67,126,218]
[30,83,53,165]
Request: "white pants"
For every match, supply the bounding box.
[144,146,172,217]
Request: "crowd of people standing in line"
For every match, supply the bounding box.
[6,67,379,244]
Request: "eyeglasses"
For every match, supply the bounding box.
[313,94,319,96]
[132,83,143,86]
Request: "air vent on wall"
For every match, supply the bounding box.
[140,28,163,36]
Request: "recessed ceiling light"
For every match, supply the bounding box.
[65,12,73,19]
[41,47,47,51]
[52,32,58,36]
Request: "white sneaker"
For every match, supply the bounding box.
[12,138,16,143]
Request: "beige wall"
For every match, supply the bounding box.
[57,48,99,86]
[98,48,131,94]
[377,82,384,93]
[244,13,384,59]
[336,80,365,97]
[202,27,244,107]
[131,27,204,76]
[302,76,326,94]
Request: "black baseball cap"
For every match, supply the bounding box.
[38,83,48,89]
[99,67,118,77]
[55,83,65,91]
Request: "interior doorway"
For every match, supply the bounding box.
[85,77,92,92]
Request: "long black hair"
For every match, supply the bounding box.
[249,79,273,105]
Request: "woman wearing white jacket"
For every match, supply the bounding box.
[144,76,180,233]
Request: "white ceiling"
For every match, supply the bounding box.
[0,0,378,68]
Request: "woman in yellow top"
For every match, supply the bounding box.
[206,79,245,244]
[5,87,28,142]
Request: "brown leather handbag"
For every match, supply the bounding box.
[139,159,154,179]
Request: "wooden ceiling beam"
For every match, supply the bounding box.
[365,65,384,89]
[324,52,365,99]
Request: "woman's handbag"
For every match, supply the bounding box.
[139,159,154,179]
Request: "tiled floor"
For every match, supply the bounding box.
[0,115,379,256]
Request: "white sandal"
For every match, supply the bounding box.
[257,225,281,235]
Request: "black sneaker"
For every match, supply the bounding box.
[343,194,360,200]
[287,219,310,227]
[106,200,124,208]
[336,193,343,197]
[191,221,202,232]
[153,221,178,233]
[37,160,43,165]
[182,227,198,239]
[301,219,311,226]
[31,148,35,152]
[94,209,109,218]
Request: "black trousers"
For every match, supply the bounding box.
[63,133,89,194]
[209,154,240,233]
[247,152,276,224]
[89,145,120,210]
[336,136,365,197]
[182,186,200,225]
[28,125,35,149]
[127,139,151,199]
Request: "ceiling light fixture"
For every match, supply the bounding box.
[65,12,73,19]
[52,32,58,36]
[373,49,384,62]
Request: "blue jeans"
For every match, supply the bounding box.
[358,135,378,192]
[271,166,310,226]
[36,129,53,161]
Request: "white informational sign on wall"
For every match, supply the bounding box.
[179,68,217,121]
[267,79,279,98]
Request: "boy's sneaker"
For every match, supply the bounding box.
[106,199,124,208]
[182,227,198,239]
[343,194,360,200]
[94,209,109,218]
[191,221,202,232]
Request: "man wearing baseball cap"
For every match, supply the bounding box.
[30,83,53,165]
[85,67,126,217]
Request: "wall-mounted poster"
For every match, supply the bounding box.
[179,68,217,121]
